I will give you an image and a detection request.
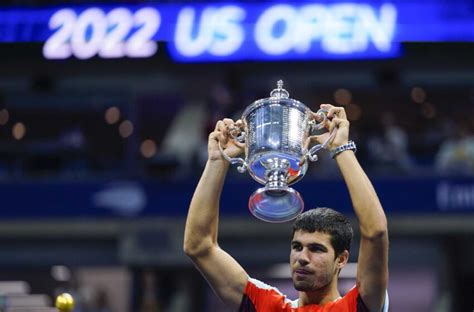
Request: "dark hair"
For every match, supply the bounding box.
[292,208,353,257]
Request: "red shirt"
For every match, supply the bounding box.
[239,278,375,312]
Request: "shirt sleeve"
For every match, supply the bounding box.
[239,278,291,312]
[381,291,389,312]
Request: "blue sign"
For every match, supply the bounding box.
[0,1,473,61]
[0,178,473,219]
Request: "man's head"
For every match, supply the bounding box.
[290,208,353,292]
[292,208,353,256]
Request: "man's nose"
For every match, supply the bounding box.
[297,249,310,266]
[298,258,309,266]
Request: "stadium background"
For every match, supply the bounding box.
[0,1,473,311]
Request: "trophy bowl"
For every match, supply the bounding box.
[219,80,334,222]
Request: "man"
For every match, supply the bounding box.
[184,104,389,311]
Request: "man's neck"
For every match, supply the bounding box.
[298,282,341,307]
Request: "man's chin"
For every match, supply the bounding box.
[293,280,316,292]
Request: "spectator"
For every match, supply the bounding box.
[435,122,474,175]
[367,112,413,173]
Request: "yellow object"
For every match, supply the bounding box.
[55,293,75,312]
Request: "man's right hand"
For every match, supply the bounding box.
[208,118,245,161]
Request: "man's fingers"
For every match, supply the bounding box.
[224,118,244,138]
[320,103,334,110]
[222,118,235,129]
[216,120,226,131]
[218,132,227,143]
[215,119,241,147]
[209,131,218,141]
[235,119,243,129]
[310,134,325,144]
[215,120,225,132]
[329,117,350,132]
[329,120,335,132]
[212,121,227,145]
[319,104,347,120]
[328,107,347,120]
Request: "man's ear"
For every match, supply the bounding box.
[336,250,349,269]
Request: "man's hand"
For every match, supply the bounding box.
[208,118,245,161]
[310,104,350,150]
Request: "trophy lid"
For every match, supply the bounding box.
[270,80,290,99]
[241,80,310,120]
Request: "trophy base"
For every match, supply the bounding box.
[248,186,304,223]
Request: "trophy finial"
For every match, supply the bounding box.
[277,80,283,89]
[270,80,289,99]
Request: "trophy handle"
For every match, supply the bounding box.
[309,108,328,131]
[218,142,247,172]
[305,128,337,162]
[218,124,247,173]
[304,108,337,162]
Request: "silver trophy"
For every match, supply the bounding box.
[219,80,335,222]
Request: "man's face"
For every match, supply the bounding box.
[290,230,340,292]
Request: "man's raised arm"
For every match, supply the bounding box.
[183,118,248,310]
[314,104,389,312]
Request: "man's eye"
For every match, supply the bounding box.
[292,245,301,251]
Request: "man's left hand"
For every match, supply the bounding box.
[310,104,350,150]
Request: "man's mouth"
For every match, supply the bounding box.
[294,268,313,275]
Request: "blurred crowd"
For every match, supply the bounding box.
[0,81,473,180]
[148,83,474,179]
